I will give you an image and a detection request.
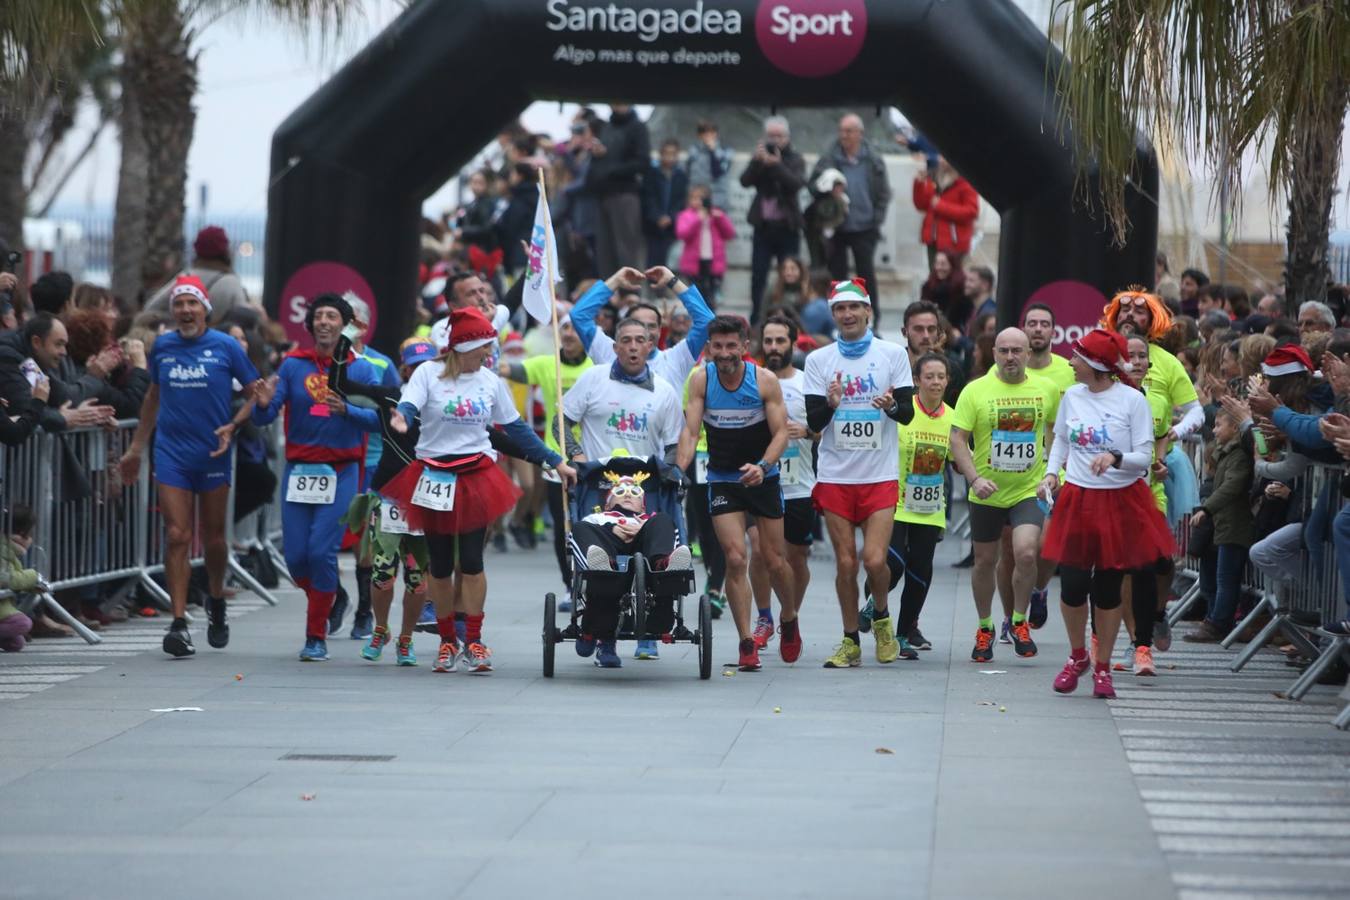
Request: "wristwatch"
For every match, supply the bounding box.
[756,458,772,472]
[1110,450,1123,468]
[665,275,680,292]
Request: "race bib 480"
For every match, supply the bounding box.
[833,409,881,451]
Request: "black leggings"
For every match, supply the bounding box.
[1060,565,1125,610]
[883,521,942,631]
[425,529,487,579]
[1130,558,1171,648]
[685,466,726,592]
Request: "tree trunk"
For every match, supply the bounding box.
[1284,73,1349,308]
[113,2,197,307]
[0,85,31,254]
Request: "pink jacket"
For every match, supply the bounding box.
[675,208,736,277]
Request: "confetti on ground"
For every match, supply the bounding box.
[999,706,1007,712]
[875,747,894,755]
[300,793,316,801]
[978,670,1007,675]
[151,707,203,713]
[234,674,244,681]
[773,706,781,713]
[977,700,996,707]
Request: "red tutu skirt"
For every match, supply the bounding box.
[1041,480,1176,571]
[381,454,522,535]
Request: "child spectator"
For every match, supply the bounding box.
[0,505,42,651]
[675,184,734,308]
[1185,408,1255,642]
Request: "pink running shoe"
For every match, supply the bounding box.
[1053,655,1091,694]
[1092,668,1116,699]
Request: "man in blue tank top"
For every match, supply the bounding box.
[677,315,796,673]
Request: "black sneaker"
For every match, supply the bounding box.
[206,596,229,649]
[1029,588,1049,629]
[907,626,932,651]
[970,627,995,663]
[164,620,195,658]
[1009,619,1038,658]
[327,585,349,636]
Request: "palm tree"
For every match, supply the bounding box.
[111,0,351,305]
[1051,1,1350,305]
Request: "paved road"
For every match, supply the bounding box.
[3,535,1348,900]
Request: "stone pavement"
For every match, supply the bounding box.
[3,533,1349,900]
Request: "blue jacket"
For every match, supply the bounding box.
[571,279,714,362]
[253,349,381,464]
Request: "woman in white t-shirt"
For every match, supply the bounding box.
[384,307,575,674]
[1038,329,1175,700]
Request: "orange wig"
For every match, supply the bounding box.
[1100,287,1172,342]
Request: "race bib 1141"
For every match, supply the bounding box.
[412,469,457,511]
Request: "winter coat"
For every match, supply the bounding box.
[457,195,500,251]
[588,111,651,196]
[810,140,890,232]
[496,181,539,272]
[740,145,807,231]
[685,141,733,210]
[675,208,736,277]
[912,175,980,256]
[1202,438,1255,547]
[641,164,689,238]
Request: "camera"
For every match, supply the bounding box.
[2,251,20,274]
[701,196,712,210]
[765,142,780,156]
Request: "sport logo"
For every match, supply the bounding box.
[840,372,878,398]
[167,364,207,381]
[755,0,867,78]
[1070,421,1114,448]
[444,395,489,418]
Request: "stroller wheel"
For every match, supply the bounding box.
[543,593,557,678]
[697,594,712,680]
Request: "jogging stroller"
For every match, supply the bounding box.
[542,455,710,679]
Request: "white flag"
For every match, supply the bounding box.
[521,188,562,325]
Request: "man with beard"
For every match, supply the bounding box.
[755,314,817,662]
[678,315,795,672]
[902,300,965,406]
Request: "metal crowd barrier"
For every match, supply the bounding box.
[0,419,282,645]
[1161,434,1350,727]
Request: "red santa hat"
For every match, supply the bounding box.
[170,274,211,313]
[446,306,497,352]
[828,278,871,307]
[1071,328,1135,387]
[1261,345,1313,377]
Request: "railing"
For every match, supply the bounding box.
[0,420,282,645]
[1163,435,1350,727]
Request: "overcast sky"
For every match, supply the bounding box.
[45,0,1350,234]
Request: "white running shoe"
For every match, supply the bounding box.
[585,546,613,571]
[666,545,693,571]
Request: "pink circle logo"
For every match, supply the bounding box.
[1022,280,1107,356]
[277,261,376,349]
[755,0,867,79]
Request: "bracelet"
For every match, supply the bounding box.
[665,275,680,292]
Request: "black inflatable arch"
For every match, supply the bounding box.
[265,0,1156,351]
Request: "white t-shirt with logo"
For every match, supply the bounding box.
[1052,382,1154,490]
[561,364,683,461]
[803,338,913,485]
[400,363,519,460]
[776,368,817,500]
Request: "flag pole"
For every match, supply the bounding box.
[537,166,572,547]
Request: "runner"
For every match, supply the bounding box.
[1021,303,1075,631]
[803,279,915,669]
[334,293,402,640]
[562,312,684,659]
[881,351,956,659]
[383,306,576,674]
[571,265,714,389]
[120,275,262,658]
[498,313,593,609]
[949,328,1058,663]
[757,313,817,660]
[678,315,795,671]
[1039,329,1175,698]
[251,294,382,661]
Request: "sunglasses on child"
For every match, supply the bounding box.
[608,483,644,499]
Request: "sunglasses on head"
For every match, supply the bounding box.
[1119,294,1151,309]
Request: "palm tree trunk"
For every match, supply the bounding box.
[113,2,197,306]
[1284,73,1349,308]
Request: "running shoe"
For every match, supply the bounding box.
[858,593,875,633]
[492,532,508,553]
[666,545,693,571]
[349,610,374,641]
[299,638,329,662]
[690,541,702,560]
[1153,617,1172,652]
[585,545,612,571]
[752,617,774,650]
[708,589,726,620]
[1092,668,1116,699]
[163,621,195,658]
[822,637,862,669]
[970,627,995,663]
[462,641,493,673]
[1133,645,1156,677]
[896,635,920,660]
[779,620,802,664]
[908,626,932,651]
[998,616,1012,644]
[206,596,229,649]
[738,637,762,672]
[415,600,437,634]
[1053,655,1090,693]
[595,641,621,668]
[873,616,900,664]
[575,635,596,657]
[327,586,348,636]
[362,625,391,661]
[433,641,459,673]
[634,639,660,660]
[1029,588,1049,630]
[509,523,534,550]
[1010,620,1038,658]
[395,635,417,666]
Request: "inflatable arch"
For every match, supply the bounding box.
[265,0,1157,351]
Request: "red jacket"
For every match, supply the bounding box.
[912,176,979,256]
